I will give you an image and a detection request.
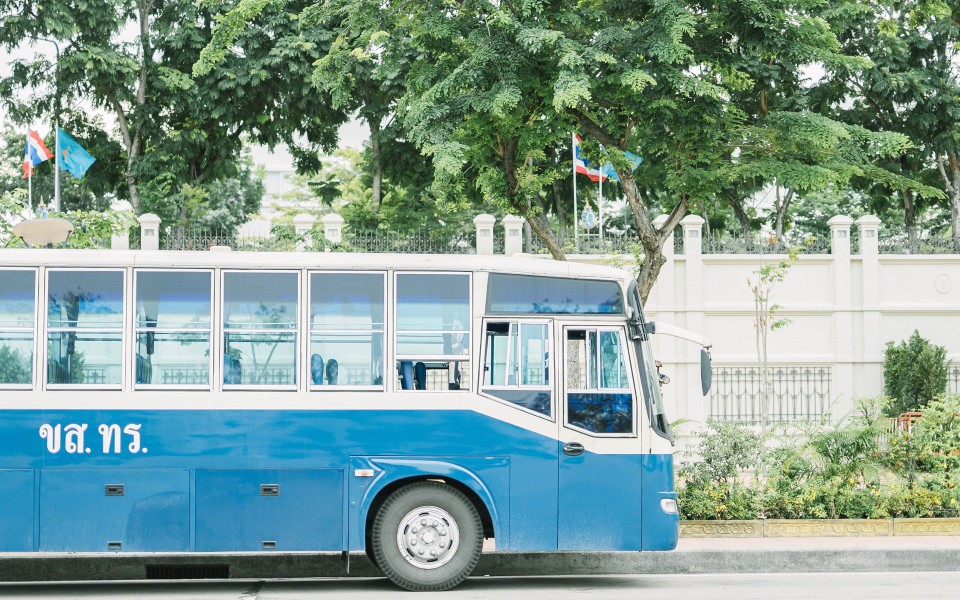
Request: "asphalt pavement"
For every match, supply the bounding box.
[1,535,958,582]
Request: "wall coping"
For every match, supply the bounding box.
[681,518,960,537]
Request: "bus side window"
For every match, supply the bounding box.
[135,270,212,387]
[480,320,552,417]
[395,273,471,392]
[0,269,36,387]
[565,328,633,435]
[309,272,385,389]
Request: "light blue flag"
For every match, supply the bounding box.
[57,128,96,179]
[602,150,643,182]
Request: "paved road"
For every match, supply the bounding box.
[0,572,955,599]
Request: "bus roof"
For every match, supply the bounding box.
[0,249,631,281]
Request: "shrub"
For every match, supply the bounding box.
[677,421,764,520]
[883,330,949,416]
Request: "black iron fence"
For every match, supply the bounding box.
[878,232,959,255]
[342,229,474,254]
[709,365,832,425]
[702,232,831,255]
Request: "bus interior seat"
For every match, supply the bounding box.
[414,361,427,390]
[135,354,153,384]
[310,354,325,385]
[47,358,66,384]
[224,355,242,384]
[325,359,338,385]
[399,360,428,390]
[400,360,414,390]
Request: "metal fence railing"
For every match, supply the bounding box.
[702,233,831,255]
[342,230,475,254]
[878,232,959,255]
[709,365,832,425]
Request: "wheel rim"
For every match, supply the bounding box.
[395,504,460,569]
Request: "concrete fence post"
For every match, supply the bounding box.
[110,231,129,251]
[828,215,853,256]
[856,215,883,395]
[138,213,161,251]
[321,213,344,251]
[856,214,881,257]
[681,214,704,257]
[653,214,673,260]
[293,213,316,252]
[474,214,496,256]
[502,215,525,255]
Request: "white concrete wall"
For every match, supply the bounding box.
[566,217,960,430]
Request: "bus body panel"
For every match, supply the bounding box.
[558,446,644,550]
[194,468,343,551]
[349,456,513,550]
[640,453,679,551]
[0,469,34,551]
[4,408,573,552]
[39,468,190,551]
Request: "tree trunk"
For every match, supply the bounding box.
[902,188,918,253]
[937,154,960,252]
[107,1,153,214]
[569,109,688,303]
[552,178,566,239]
[726,194,752,238]
[369,119,383,208]
[499,135,566,260]
[774,188,795,243]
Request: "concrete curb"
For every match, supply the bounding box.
[1,548,959,582]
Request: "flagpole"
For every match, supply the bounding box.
[34,37,62,213]
[54,124,60,212]
[598,167,604,242]
[572,133,579,250]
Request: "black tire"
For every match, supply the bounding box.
[364,540,380,572]
[371,482,483,591]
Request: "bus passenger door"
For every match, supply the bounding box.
[557,324,643,551]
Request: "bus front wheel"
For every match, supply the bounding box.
[371,481,482,591]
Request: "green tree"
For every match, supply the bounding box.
[1,0,346,235]
[883,330,950,415]
[748,251,798,433]
[814,0,957,250]
[0,344,31,384]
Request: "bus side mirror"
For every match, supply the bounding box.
[700,348,712,396]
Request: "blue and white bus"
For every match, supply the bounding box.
[0,249,710,591]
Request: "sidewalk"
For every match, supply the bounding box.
[678,534,960,551]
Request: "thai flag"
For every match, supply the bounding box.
[22,130,54,178]
[573,134,607,182]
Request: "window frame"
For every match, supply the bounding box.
[479,318,554,421]
[0,268,38,390]
[562,325,638,437]
[393,271,472,392]
[133,269,214,390]
[307,270,387,391]
[44,268,126,390]
[221,269,300,391]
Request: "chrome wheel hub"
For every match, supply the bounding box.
[396,505,460,569]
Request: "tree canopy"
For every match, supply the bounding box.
[2,0,957,298]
